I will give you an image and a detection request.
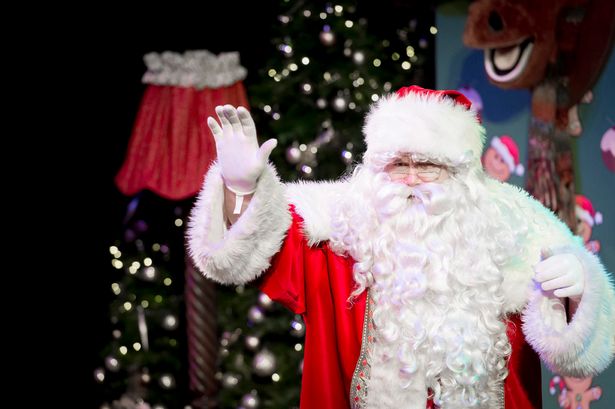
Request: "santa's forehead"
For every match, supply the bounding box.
[387,152,443,164]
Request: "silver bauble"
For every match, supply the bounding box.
[252,349,277,376]
[290,319,306,337]
[352,51,365,65]
[257,292,274,310]
[162,314,178,330]
[319,30,335,46]
[94,367,105,383]
[245,335,260,351]
[105,355,120,372]
[286,146,302,164]
[222,373,240,388]
[159,374,175,389]
[333,96,347,112]
[248,306,264,323]
[241,391,260,409]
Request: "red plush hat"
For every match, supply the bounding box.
[575,194,603,227]
[363,85,485,167]
[490,135,525,176]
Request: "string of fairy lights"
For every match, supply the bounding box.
[95,212,184,409]
[253,1,437,179]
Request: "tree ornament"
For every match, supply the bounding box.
[257,292,274,309]
[222,373,240,388]
[290,318,305,337]
[352,51,365,65]
[286,145,302,164]
[159,373,176,389]
[248,305,264,323]
[162,314,178,330]
[333,96,347,112]
[105,355,120,372]
[252,349,277,376]
[320,25,335,46]
[245,335,260,351]
[341,149,353,164]
[241,391,260,409]
[94,367,105,383]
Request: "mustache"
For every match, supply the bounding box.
[375,181,453,216]
[409,183,453,215]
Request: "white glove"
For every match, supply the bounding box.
[207,105,277,195]
[534,248,584,301]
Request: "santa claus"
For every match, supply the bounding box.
[188,86,615,409]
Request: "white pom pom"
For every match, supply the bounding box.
[516,163,525,176]
[594,212,603,225]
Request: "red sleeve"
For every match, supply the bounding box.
[258,205,307,315]
[504,314,542,409]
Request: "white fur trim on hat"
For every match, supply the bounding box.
[363,92,485,167]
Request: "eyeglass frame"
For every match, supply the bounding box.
[384,158,448,182]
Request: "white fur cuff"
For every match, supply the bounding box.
[187,162,291,285]
[522,244,615,377]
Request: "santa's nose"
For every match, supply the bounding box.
[401,173,422,186]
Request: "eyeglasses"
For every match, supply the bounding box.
[386,160,445,182]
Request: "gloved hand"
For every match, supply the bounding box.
[534,248,585,301]
[207,105,277,194]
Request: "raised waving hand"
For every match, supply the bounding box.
[207,105,277,195]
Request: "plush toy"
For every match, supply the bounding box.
[550,375,603,409]
[575,194,602,254]
[463,0,615,230]
[482,135,524,182]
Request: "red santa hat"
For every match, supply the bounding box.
[490,135,525,176]
[575,194,603,227]
[363,85,485,167]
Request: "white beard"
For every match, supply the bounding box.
[330,168,513,409]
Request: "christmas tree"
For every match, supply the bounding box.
[95,194,191,408]
[215,1,434,408]
[249,0,434,180]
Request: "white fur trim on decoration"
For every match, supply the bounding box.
[286,180,350,246]
[515,163,525,176]
[142,50,248,89]
[187,163,291,285]
[522,244,615,377]
[575,206,595,227]
[363,91,485,167]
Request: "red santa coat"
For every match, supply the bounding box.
[259,207,542,409]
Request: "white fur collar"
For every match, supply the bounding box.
[285,180,349,246]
